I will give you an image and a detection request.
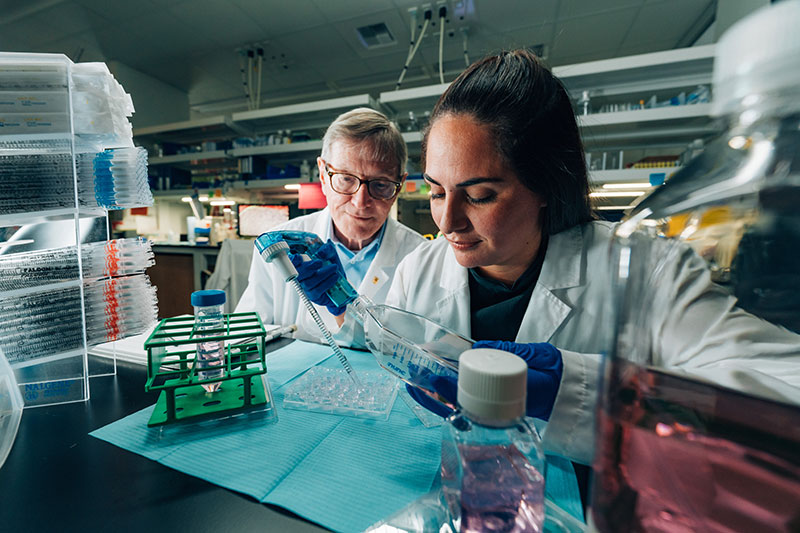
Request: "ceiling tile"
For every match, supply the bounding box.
[169,0,268,49]
[94,24,157,63]
[311,0,397,22]
[0,23,37,51]
[477,0,559,34]
[270,27,347,65]
[556,0,646,19]
[232,0,327,36]
[11,2,97,47]
[119,12,220,62]
[549,8,639,60]
[623,0,712,48]
[73,0,160,21]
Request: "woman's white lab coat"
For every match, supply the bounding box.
[236,208,425,347]
[386,221,800,464]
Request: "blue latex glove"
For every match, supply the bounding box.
[407,340,564,421]
[289,241,348,316]
[473,340,563,421]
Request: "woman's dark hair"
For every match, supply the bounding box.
[421,49,594,235]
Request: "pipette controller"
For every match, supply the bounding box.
[255,237,360,385]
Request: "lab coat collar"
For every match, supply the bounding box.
[360,217,404,297]
[516,225,586,342]
[539,225,583,290]
[435,240,473,337]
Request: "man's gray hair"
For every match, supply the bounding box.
[321,107,407,176]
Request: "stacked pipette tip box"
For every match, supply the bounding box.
[0,238,158,365]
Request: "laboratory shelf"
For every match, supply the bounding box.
[231,93,378,134]
[589,167,681,185]
[149,149,230,166]
[136,45,719,194]
[580,104,720,149]
[555,44,715,98]
[133,115,238,145]
[226,177,317,191]
[378,82,449,117]
[229,139,323,158]
[579,104,713,127]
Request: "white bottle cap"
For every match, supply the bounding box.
[713,0,800,117]
[457,348,527,424]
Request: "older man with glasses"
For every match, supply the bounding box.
[236,107,425,347]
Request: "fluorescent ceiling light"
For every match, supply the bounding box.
[590,191,646,198]
[596,205,635,210]
[602,182,651,189]
[181,196,211,203]
[210,200,236,206]
[284,184,301,190]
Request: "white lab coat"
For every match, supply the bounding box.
[236,208,425,347]
[204,238,259,312]
[386,221,800,464]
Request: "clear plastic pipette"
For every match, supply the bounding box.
[257,239,360,385]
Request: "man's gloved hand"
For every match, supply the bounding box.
[289,241,348,316]
[473,340,563,420]
[407,340,564,421]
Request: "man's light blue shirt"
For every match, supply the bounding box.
[325,217,386,290]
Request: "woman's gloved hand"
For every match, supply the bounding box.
[473,340,563,420]
[288,241,348,316]
[406,340,564,421]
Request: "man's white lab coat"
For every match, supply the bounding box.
[385,221,800,464]
[236,208,425,347]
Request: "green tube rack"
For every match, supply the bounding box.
[143,312,272,427]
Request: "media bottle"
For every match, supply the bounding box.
[191,289,226,393]
[441,348,545,532]
[593,2,800,531]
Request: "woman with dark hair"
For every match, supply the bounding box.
[386,50,604,513]
[388,50,613,455]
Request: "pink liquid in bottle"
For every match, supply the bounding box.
[448,443,544,533]
[592,359,800,533]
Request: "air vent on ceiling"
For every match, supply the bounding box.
[356,23,396,49]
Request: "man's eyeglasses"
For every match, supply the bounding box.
[323,162,402,201]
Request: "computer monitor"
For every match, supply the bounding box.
[237,204,290,237]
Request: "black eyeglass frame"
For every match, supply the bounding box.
[323,162,403,201]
